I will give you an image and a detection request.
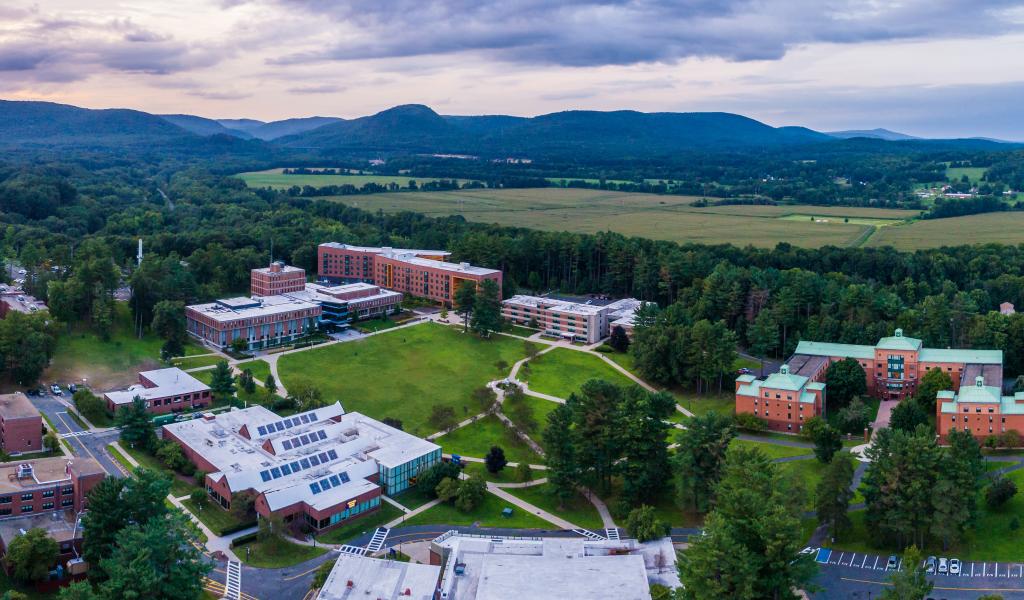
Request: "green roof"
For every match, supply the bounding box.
[919,348,1003,364]
[794,340,874,360]
[876,329,922,352]
[762,365,809,392]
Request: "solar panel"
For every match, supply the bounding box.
[300,458,311,469]
[290,417,300,426]
[320,478,332,490]
[275,422,285,432]
[310,455,320,466]
[318,452,329,463]
[310,482,321,494]
[281,464,291,475]
[284,420,294,429]
[282,440,292,450]
[260,471,271,482]
[257,426,267,436]
[309,412,318,422]
[300,414,310,424]
[270,467,281,479]
[300,434,310,445]
[290,461,300,472]
[317,430,328,441]
[340,472,350,483]
[329,475,340,486]
[328,450,338,460]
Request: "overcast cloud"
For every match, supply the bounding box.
[0,0,1022,138]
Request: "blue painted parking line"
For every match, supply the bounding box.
[816,548,832,564]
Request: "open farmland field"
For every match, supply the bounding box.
[868,212,1024,250]
[237,168,469,189]
[324,188,924,249]
[946,166,987,182]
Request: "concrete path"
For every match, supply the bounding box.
[580,487,617,528]
[385,498,443,528]
[381,494,412,514]
[491,477,548,489]
[486,483,580,529]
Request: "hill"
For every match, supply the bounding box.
[828,128,920,141]
[0,100,194,148]
[159,114,253,139]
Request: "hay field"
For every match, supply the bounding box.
[237,169,468,189]
[326,188,920,248]
[867,212,1024,250]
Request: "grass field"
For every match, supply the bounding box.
[504,483,605,530]
[323,188,923,249]
[503,393,559,446]
[946,166,987,182]
[183,498,255,536]
[868,211,1024,250]
[731,439,812,460]
[45,303,203,390]
[433,414,543,464]
[236,169,470,190]
[402,491,556,529]
[277,323,528,437]
[236,359,271,383]
[235,537,327,568]
[317,504,404,544]
[171,355,223,370]
[523,348,636,399]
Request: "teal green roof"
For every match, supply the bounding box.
[806,381,826,391]
[876,329,922,351]
[794,340,874,360]
[919,348,1003,364]
[939,383,1024,415]
[799,392,817,404]
[762,365,809,392]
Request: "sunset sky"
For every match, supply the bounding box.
[2,0,1023,139]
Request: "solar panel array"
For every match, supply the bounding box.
[255,411,318,437]
[309,471,352,495]
[258,448,339,483]
[281,429,328,451]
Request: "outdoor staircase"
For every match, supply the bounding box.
[605,528,620,541]
[572,528,607,542]
[366,527,389,555]
[222,560,241,600]
[338,544,367,556]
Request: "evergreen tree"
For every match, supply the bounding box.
[543,403,579,508]
[890,400,929,432]
[99,513,209,600]
[567,379,623,493]
[264,373,278,395]
[624,505,666,542]
[815,454,855,540]
[152,300,187,360]
[209,360,236,398]
[674,411,736,511]
[56,582,101,600]
[914,367,954,413]
[616,387,675,506]
[454,283,476,333]
[609,325,630,352]
[116,396,155,450]
[823,358,867,410]
[470,279,501,337]
[746,310,778,375]
[812,423,843,463]
[484,446,507,474]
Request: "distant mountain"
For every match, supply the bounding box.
[0,100,193,147]
[160,114,253,139]
[279,105,833,156]
[217,116,343,140]
[215,118,266,135]
[827,128,920,141]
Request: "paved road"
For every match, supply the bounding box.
[29,392,124,477]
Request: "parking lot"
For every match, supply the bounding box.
[815,547,1024,579]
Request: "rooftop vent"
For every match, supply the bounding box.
[779,364,790,375]
[977,375,985,387]
[16,463,33,479]
[894,328,904,337]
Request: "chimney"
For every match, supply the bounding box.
[894,328,903,337]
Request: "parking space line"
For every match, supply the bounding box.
[873,556,879,570]
[861,555,867,568]
[983,562,987,577]
[847,553,856,567]
[971,563,975,577]
[897,559,902,571]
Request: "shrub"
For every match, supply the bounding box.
[272,396,297,412]
[986,476,1018,508]
[417,461,462,498]
[484,446,508,474]
[734,412,766,432]
[624,505,667,542]
[514,462,533,482]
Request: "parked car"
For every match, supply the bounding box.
[949,558,961,575]
[736,367,753,375]
[925,556,936,574]
[886,555,898,570]
[68,384,78,394]
[50,384,62,396]
[25,388,38,397]
[938,557,948,574]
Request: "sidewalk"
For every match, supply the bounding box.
[486,484,580,530]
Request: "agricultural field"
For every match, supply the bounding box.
[236,168,469,189]
[277,323,527,437]
[868,211,1024,250]
[322,187,924,249]
[946,166,988,182]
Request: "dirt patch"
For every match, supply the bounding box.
[45,357,161,391]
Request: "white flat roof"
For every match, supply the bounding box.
[105,368,209,406]
[186,294,320,323]
[319,243,450,257]
[502,295,607,316]
[395,255,501,277]
[319,554,440,600]
[286,283,402,306]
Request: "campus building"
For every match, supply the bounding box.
[735,328,1005,435]
[937,377,1024,441]
[0,457,106,571]
[103,368,212,415]
[317,243,502,305]
[318,553,442,600]
[250,261,306,297]
[501,295,646,344]
[162,403,441,533]
[0,393,42,454]
[278,281,403,328]
[186,294,322,350]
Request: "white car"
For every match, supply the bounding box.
[949,558,961,575]
[938,557,948,574]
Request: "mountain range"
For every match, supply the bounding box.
[0,99,1014,158]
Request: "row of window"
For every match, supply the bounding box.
[0,498,73,515]
[0,487,73,503]
[951,415,1006,423]
[753,400,805,411]
[752,410,804,421]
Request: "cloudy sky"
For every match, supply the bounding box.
[2,0,1024,139]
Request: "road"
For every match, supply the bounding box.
[30,391,124,478]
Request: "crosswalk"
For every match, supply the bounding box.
[366,528,389,554]
[59,430,92,439]
[572,528,607,541]
[338,544,367,556]
[605,528,620,541]
[223,560,241,600]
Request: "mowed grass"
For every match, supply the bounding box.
[868,212,1024,250]
[434,415,543,465]
[46,303,203,390]
[278,323,527,437]
[946,166,987,182]
[730,438,812,460]
[236,359,271,382]
[235,537,327,568]
[524,348,636,399]
[504,483,605,530]
[402,491,557,529]
[325,188,915,249]
[236,169,470,189]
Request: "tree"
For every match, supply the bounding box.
[264,373,278,396]
[73,388,108,425]
[879,545,933,600]
[609,325,630,352]
[152,300,187,359]
[257,512,286,544]
[155,440,188,472]
[514,462,533,482]
[98,513,209,600]
[6,528,58,582]
[439,306,449,321]
[987,477,1019,508]
[209,360,236,398]
[56,582,101,600]
[239,369,256,395]
[836,396,872,434]
[382,417,403,431]
[116,396,155,450]
[624,505,666,542]
[543,403,580,508]
[823,358,867,410]
[890,400,929,432]
[470,279,502,337]
[815,454,855,540]
[230,490,257,522]
[746,310,778,375]
[454,283,476,332]
[616,387,675,507]
[812,423,843,463]
[455,475,487,512]
[418,461,462,498]
[914,367,954,413]
[82,471,171,579]
[229,336,248,354]
[428,405,458,431]
[674,411,736,511]
[43,430,59,453]
[435,477,460,502]
[484,446,507,474]
[189,489,207,508]
[289,382,324,412]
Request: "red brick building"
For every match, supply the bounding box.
[318,243,501,305]
[936,377,1024,442]
[735,365,826,433]
[251,261,306,297]
[103,368,212,415]
[0,393,42,455]
[186,295,321,350]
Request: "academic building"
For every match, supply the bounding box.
[103,368,212,415]
[317,243,502,305]
[736,329,1005,436]
[0,393,43,454]
[162,402,441,533]
[500,295,646,344]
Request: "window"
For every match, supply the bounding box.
[0,496,10,504]
[20,493,32,501]
[42,490,54,498]
[20,506,32,513]
[61,499,73,507]
[42,502,54,510]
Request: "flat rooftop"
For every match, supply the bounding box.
[319,243,450,257]
[319,554,440,600]
[502,294,607,316]
[0,392,39,420]
[0,509,80,548]
[186,294,321,324]
[435,534,653,600]
[0,457,103,495]
[252,263,305,275]
[105,368,209,406]
[393,254,501,277]
[286,283,402,306]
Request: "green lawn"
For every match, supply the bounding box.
[46,302,203,390]
[602,350,636,373]
[236,359,272,383]
[502,393,559,448]
[462,461,538,484]
[730,439,812,460]
[504,483,605,530]
[524,348,636,399]
[235,537,327,568]
[353,317,402,333]
[172,355,224,370]
[317,504,404,545]
[182,498,255,536]
[776,458,828,510]
[434,415,542,465]
[675,392,735,418]
[122,444,199,497]
[278,324,528,437]
[506,325,537,338]
[402,491,556,529]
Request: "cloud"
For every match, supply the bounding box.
[186,89,252,100]
[286,84,346,94]
[265,0,1024,67]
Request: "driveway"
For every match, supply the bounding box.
[29,392,125,478]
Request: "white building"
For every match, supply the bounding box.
[501,295,648,343]
[318,554,441,600]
